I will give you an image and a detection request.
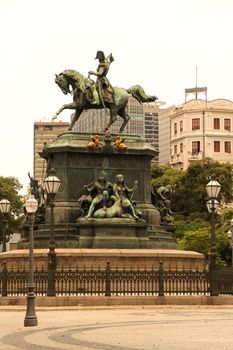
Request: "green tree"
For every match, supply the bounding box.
[175,211,232,266]
[178,228,210,258]
[174,214,209,239]
[172,159,233,215]
[215,207,233,266]
[218,207,233,231]
[151,164,183,188]
[0,176,24,243]
[178,227,231,267]
[215,230,231,266]
[151,160,233,215]
[151,160,233,266]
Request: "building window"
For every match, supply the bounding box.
[225,141,231,153]
[192,141,200,155]
[192,118,200,130]
[224,119,231,131]
[180,143,183,153]
[43,126,53,131]
[214,118,220,130]
[174,145,177,154]
[174,123,177,134]
[214,141,220,152]
[180,120,183,132]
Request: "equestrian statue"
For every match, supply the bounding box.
[52,51,158,133]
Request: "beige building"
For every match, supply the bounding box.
[34,121,69,181]
[170,99,233,170]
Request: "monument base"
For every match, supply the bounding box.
[18,222,79,249]
[0,248,204,270]
[77,218,150,249]
[19,219,179,250]
[18,131,178,250]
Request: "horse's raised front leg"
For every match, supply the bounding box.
[52,102,77,120]
[69,109,82,130]
[119,108,130,133]
[103,106,117,132]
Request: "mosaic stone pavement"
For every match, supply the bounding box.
[1,306,233,350]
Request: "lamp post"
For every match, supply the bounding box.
[44,168,61,296]
[206,177,221,296]
[0,199,11,252]
[24,195,38,327]
[227,218,233,268]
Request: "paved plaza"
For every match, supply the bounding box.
[0,305,233,349]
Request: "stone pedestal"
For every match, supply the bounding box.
[19,131,178,249]
[77,218,150,249]
[0,249,204,270]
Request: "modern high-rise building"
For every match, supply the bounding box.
[74,97,162,163]
[33,121,69,181]
[169,98,233,170]
[144,102,162,163]
[73,96,145,137]
[158,105,174,165]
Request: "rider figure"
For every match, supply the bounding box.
[88,51,115,105]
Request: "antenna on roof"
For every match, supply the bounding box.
[195,66,198,99]
[185,67,207,102]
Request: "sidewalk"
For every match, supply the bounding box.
[1,295,233,307]
[1,306,233,349]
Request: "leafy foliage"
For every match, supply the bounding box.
[174,216,231,265]
[178,228,210,257]
[174,215,209,239]
[151,159,233,215]
[151,160,233,266]
[151,164,183,188]
[215,207,233,266]
[173,159,233,215]
[0,176,24,242]
[215,230,231,267]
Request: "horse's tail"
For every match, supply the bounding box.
[127,85,158,104]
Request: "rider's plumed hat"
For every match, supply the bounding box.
[95,51,105,60]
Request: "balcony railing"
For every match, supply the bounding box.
[170,153,184,165]
[188,151,203,161]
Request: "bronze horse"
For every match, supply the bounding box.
[53,70,157,132]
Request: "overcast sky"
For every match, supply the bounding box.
[0,0,233,190]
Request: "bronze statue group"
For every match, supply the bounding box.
[77,171,141,220]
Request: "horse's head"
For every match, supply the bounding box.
[55,74,70,95]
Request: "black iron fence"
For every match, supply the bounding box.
[0,261,233,297]
[0,262,233,297]
[218,268,233,295]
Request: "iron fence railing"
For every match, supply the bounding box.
[0,261,232,297]
[218,268,233,295]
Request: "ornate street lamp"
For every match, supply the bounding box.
[206,179,221,199]
[24,195,38,327]
[44,168,61,296]
[0,199,11,252]
[44,169,61,196]
[206,177,221,296]
[206,199,219,215]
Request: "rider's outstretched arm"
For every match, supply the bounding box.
[88,66,105,77]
